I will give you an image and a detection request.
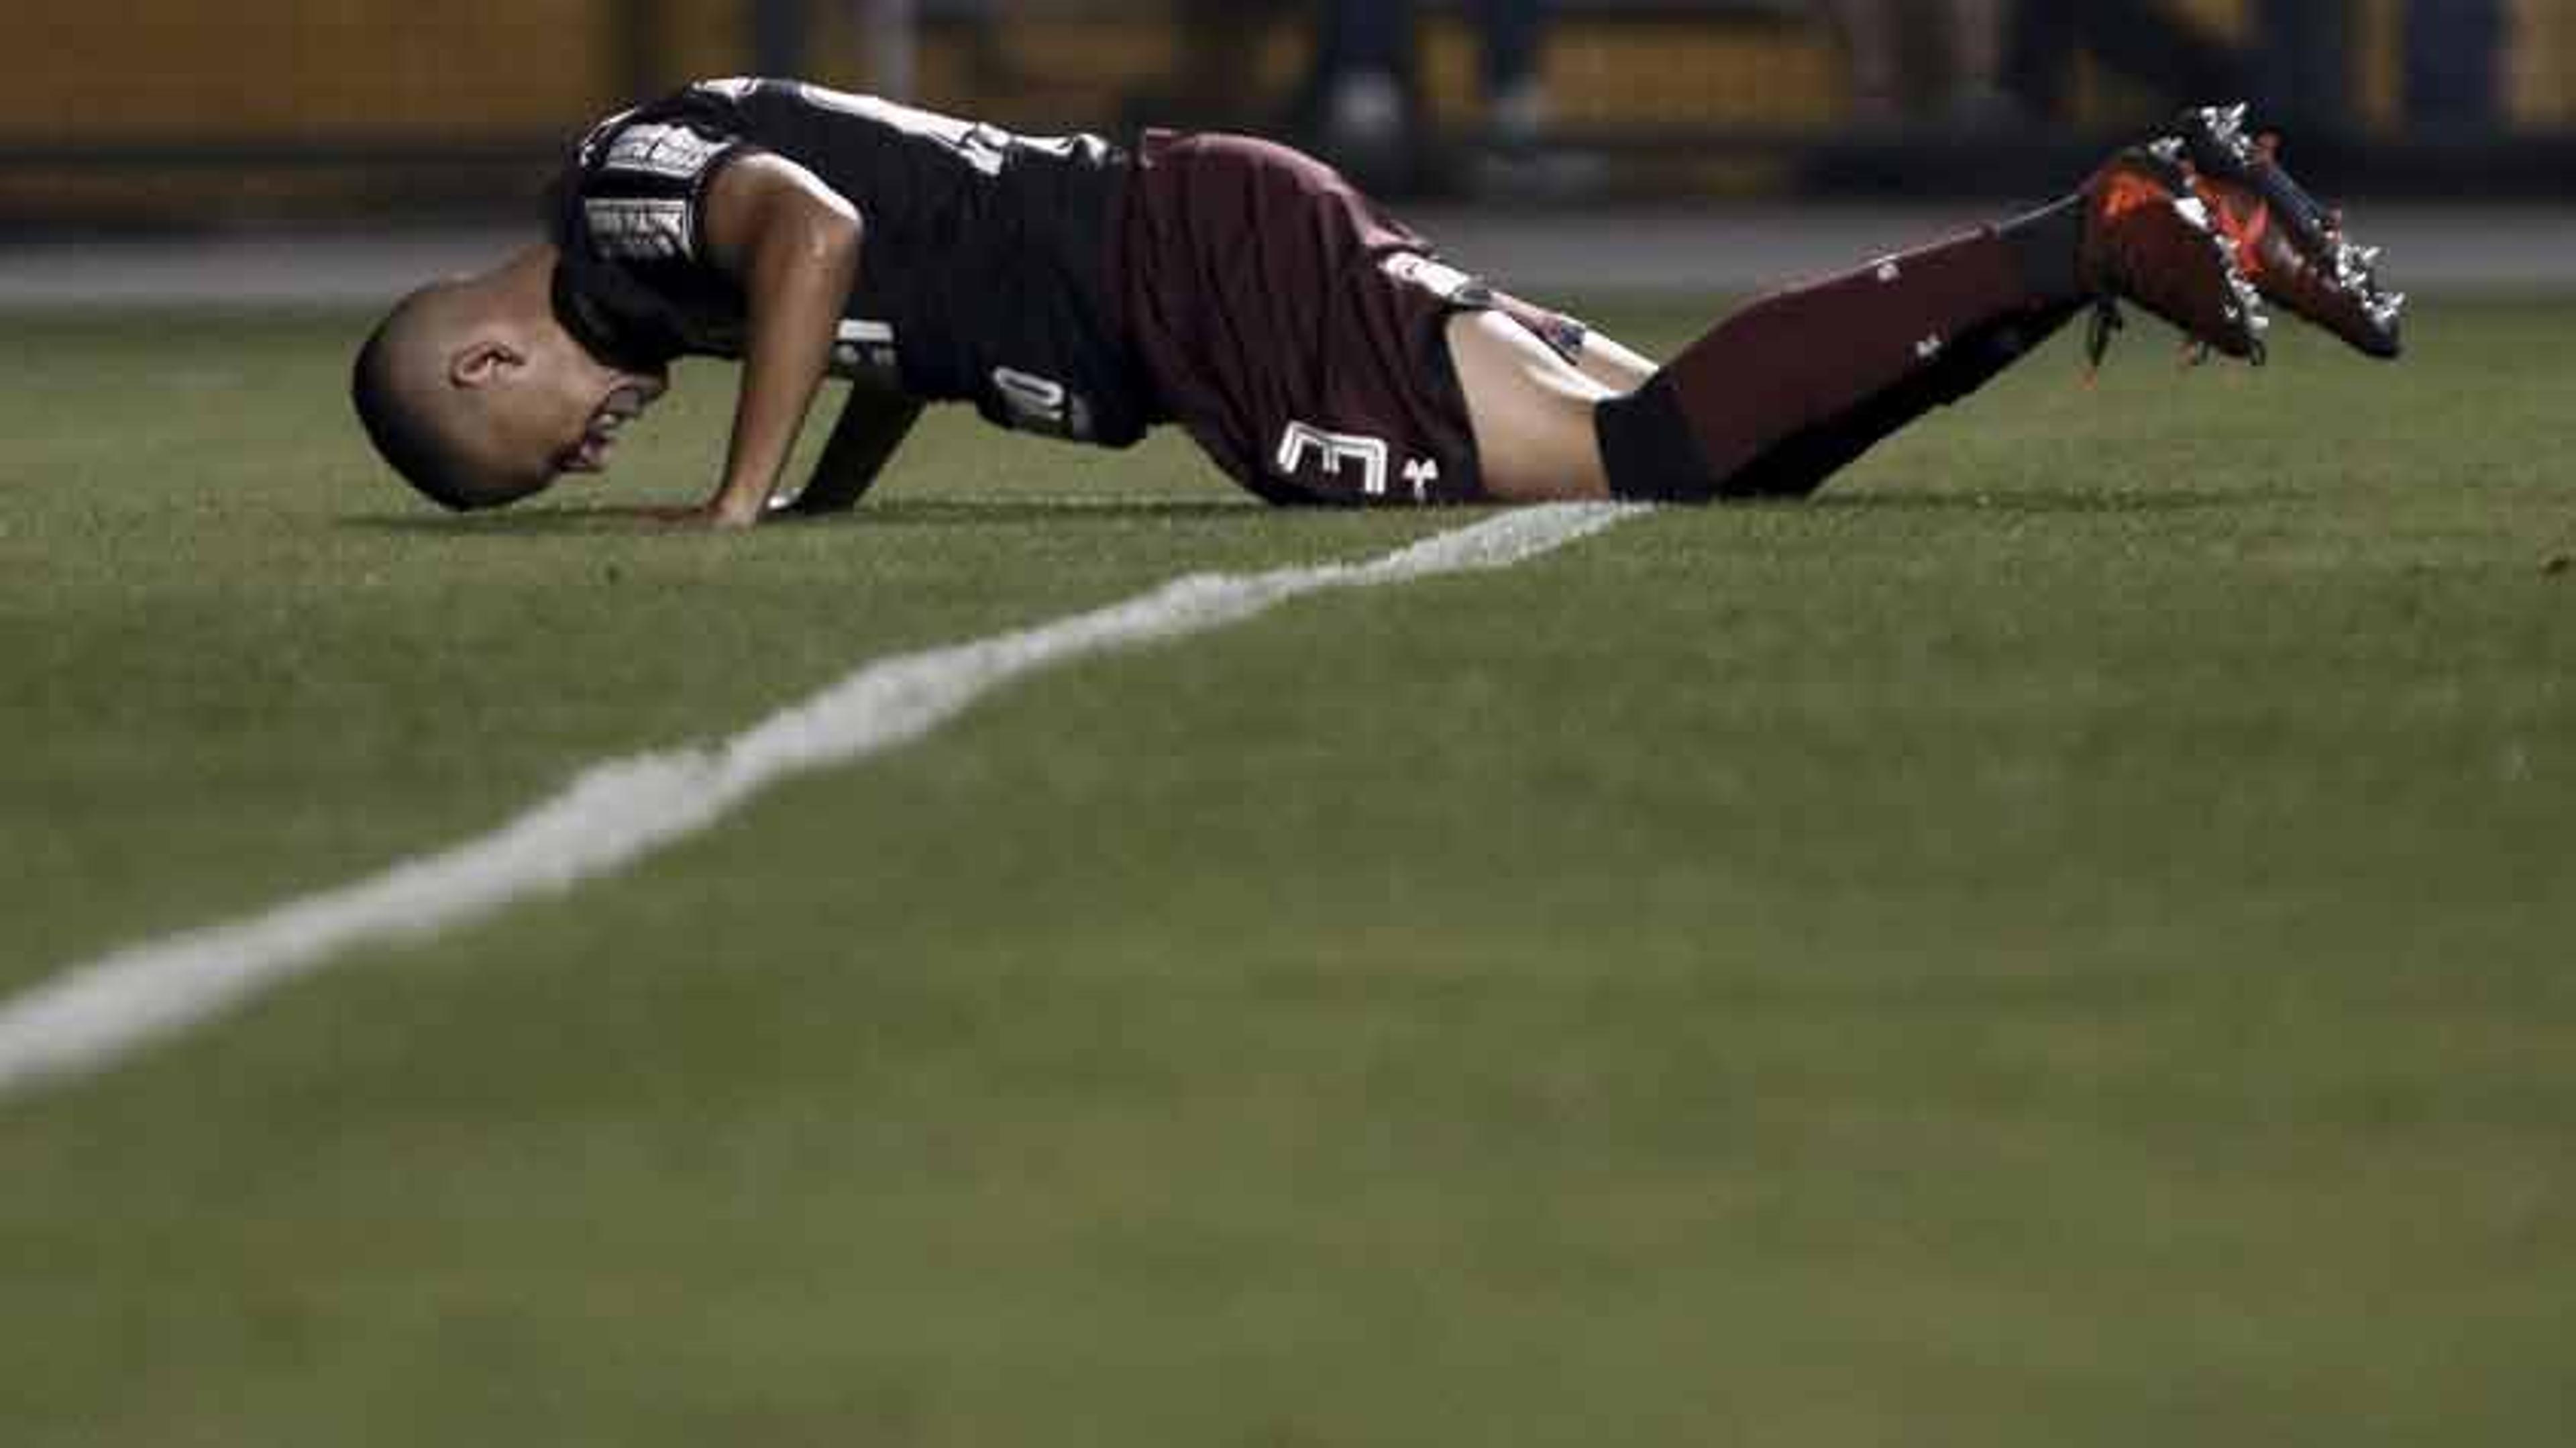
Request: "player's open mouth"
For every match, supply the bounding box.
[557,377,666,475]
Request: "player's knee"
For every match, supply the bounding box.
[1594,375,1721,504]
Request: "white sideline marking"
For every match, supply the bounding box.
[0,504,1642,1099]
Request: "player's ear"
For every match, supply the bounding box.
[449,340,523,389]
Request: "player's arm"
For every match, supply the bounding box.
[776,382,924,516]
[692,152,865,527]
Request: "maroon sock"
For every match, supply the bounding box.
[1599,203,2083,501]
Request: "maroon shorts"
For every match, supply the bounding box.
[1113,132,1583,507]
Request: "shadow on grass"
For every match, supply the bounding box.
[861,497,1273,526]
[338,495,1271,536]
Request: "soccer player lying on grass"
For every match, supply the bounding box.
[352,83,2401,526]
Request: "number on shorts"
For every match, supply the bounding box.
[1275,421,1392,497]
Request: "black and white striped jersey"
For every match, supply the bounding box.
[547,77,1157,448]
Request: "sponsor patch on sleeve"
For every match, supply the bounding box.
[584,197,696,262]
[600,123,730,183]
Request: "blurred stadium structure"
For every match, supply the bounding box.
[4,0,2573,227]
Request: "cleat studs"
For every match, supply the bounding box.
[2190,102,2257,164]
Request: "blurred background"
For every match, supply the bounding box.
[4,0,2571,234]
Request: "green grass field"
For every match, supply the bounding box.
[3,299,2572,1447]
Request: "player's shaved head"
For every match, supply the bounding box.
[351,244,661,515]
[350,276,533,512]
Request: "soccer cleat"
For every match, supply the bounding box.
[2176,103,2404,360]
[2078,141,2269,368]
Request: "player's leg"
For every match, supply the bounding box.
[1565,329,1659,394]
[1706,299,2083,499]
[1453,280,2078,504]
[1455,204,2101,503]
[1586,200,2105,503]
[1489,290,1659,394]
[1448,309,1617,501]
[1452,107,2387,507]
[1578,133,2287,503]
[1451,293,1650,499]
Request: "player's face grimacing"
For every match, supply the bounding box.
[352,245,676,513]
[451,317,669,499]
[551,371,669,480]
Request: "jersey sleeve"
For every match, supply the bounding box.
[568,115,760,269]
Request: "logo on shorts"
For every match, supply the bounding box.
[993,366,1095,439]
[833,319,900,383]
[1276,421,1392,497]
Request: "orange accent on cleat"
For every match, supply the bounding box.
[2096,170,2169,223]
[2221,197,2272,278]
[2077,146,2267,364]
